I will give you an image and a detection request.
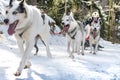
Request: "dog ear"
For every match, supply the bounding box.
[63,13,66,17]
[17,0,26,13]
[20,0,25,5]
[69,12,74,21]
[70,12,74,17]
[21,0,25,4]
[9,0,13,7]
[9,0,17,7]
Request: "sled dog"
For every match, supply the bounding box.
[61,12,85,58]
[4,0,52,76]
[85,20,101,54]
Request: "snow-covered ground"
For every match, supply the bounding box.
[0,0,120,80]
[0,29,120,80]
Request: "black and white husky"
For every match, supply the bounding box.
[4,0,52,76]
[85,18,101,54]
[61,12,85,58]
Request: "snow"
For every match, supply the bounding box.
[0,29,120,80]
[0,0,120,80]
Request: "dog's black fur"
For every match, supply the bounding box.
[17,1,26,13]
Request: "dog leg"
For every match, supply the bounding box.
[71,40,75,53]
[93,44,96,54]
[81,34,85,55]
[34,37,39,55]
[74,40,78,53]
[41,35,52,58]
[67,41,74,59]
[69,48,74,59]
[94,40,99,55]
[34,44,39,55]
[24,60,31,69]
[76,41,81,55]
[67,41,71,53]
[46,44,52,58]
[69,52,74,59]
[89,39,93,53]
[81,43,85,55]
[14,39,34,76]
[15,34,24,54]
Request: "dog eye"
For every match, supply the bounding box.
[12,11,18,15]
[66,19,69,21]
[6,11,8,14]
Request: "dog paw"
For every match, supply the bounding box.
[24,62,31,69]
[14,71,21,76]
[77,52,80,55]
[47,54,52,58]
[93,52,96,55]
[71,55,75,59]
[24,65,31,69]
[90,51,92,53]
[81,53,84,56]
[67,50,70,53]
[34,53,37,56]
[69,55,74,59]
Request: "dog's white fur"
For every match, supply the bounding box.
[62,12,85,58]
[5,0,51,76]
[85,21,101,54]
[0,7,5,24]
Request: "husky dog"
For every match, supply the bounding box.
[61,12,85,58]
[4,0,52,76]
[85,12,101,54]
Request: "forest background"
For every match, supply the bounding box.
[25,0,120,43]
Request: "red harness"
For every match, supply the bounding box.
[50,25,70,35]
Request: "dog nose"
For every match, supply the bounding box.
[4,19,9,24]
[62,22,64,25]
[93,28,97,31]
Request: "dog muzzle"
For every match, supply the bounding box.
[8,20,19,35]
[63,24,70,33]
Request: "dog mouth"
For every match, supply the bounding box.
[62,24,70,33]
[8,20,19,35]
[94,20,98,23]
[92,31,97,39]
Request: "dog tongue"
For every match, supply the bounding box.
[63,27,69,32]
[93,32,97,38]
[63,25,70,32]
[8,24,15,35]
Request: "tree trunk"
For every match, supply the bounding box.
[28,0,37,5]
[107,0,113,41]
[65,0,67,14]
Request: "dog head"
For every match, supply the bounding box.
[91,22,101,38]
[61,12,74,33]
[4,0,27,35]
[91,22,101,31]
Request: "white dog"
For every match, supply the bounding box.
[4,0,52,76]
[61,12,85,58]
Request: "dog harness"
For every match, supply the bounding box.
[67,27,77,39]
[41,14,45,24]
